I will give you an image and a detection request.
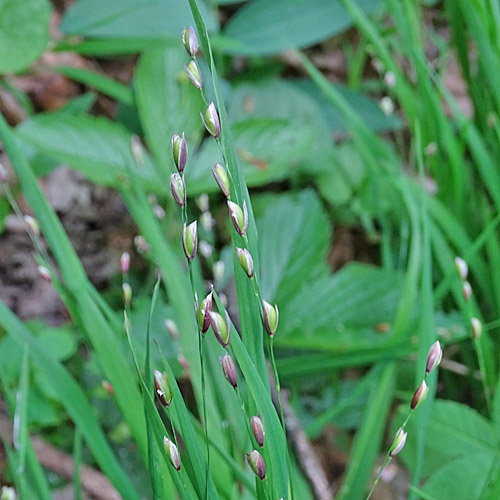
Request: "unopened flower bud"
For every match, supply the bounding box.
[199,240,213,258]
[24,215,40,237]
[102,380,114,395]
[411,380,429,410]
[170,172,186,208]
[384,71,396,88]
[201,102,220,139]
[163,436,181,470]
[184,60,202,90]
[1,486,16,500]
[172,133,188,173]
[197,291,213,334]
[165,319,179,339]
[212,163,230,198]
[251,414,265,447]
[213,260,225,283]
[471,317,482,340]
[154,369,172,407]
[220,352,237,389]
[122,283,132,308]
[389,428,407,457]
[178,354,190,373]
[227,200,248,237]
[200,211,215,231]
[246,450,265,480]
[210,310,230,348]
[455,257,468,281]
[380,96,394,116]
[182,26,199,58]
[262,300,279,337]
[153,205,165,219]
[37,265,52,283]
[236,247,254,278]
[425,341,442,375]
[196,193,210,212]
[182,221,198,261]
[134,235,150,254]
[462,281,472,302]
[131,135,144,167]
[121,252,130,274]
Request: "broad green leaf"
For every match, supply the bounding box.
[0,302,141,500]
[421,453,493,500]
[17,113,162,190]
[52,66,134,105]
[401,400,498,479]
[222,0,383,55]
[0,0,51,73]
[279,263,402,343]
[258,190,330,303]
[493,378,500,436]
[293,79,402,132]
[135,47,204,181]
[60,0,216,40]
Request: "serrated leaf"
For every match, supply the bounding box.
[17,113,162,190]
[222,0,383,56]
[258,190,330,303]
[0,0,51,73]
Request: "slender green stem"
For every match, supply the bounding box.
[365,455,392,500]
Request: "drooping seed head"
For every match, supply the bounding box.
[122,283,132,308]
[246,450,265,480]
[462,281,472,302]
[411,380,429,410]
[196,193,210,212]
[154,369,173,407]
[164,319,179,339]
[182,26,199,58]
[455,256,468,281]
[220,352,237,389]
[389,427,407,457]
[227,200,248,237]
[184,60,203,90]
[236,247,254,278]
[197,291,213,334]
[199,240,213,258]
[163,436,181,470]
[172,133,188,173]
[471,317,482,340]
[212,163,230,198]
[201,102,220,139]
[213,260,225,283]
[182,221,198,261]
[262,300,279,337]
[251,414,265,447]
[170,172,186,208]
[425,341,442,375]
[210,310,230,348]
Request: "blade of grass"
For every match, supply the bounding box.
[336,363,395,500]
[0,301,141,500]
[13,346,30,500]
[0,112,148,459]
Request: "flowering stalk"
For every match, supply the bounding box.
[365,340,441,500]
